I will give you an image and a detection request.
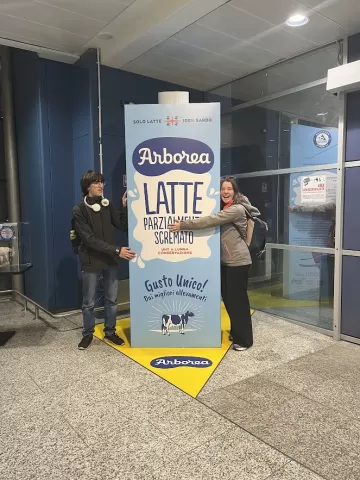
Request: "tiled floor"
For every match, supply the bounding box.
[1,300,360,479]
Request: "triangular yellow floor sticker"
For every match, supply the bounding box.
[94,306,254,398]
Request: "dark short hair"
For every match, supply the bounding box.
[80,170,104,196]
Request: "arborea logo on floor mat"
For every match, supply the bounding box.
[150,356,212,369]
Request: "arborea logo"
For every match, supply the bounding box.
[133,137,214,176]
[150,356,213,369]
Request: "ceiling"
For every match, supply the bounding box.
[0,0,359,90]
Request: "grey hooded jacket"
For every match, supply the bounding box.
[181,196,261,267]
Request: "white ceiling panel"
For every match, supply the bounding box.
[225,41,284,68]
[174,23,283,68]
[198,4,274,42]
[174,23,239,54]
[39,0,134,23]
[285,10,347,45]
[315,0,360,32]
[124,60,217,90]
[252,26,316,57]
[296,0,330,7]
[0,2,105,38]
[153,38,252,77]
[230,0,310,25]
[133,51,234,86]
[0,27,76,53]
[0,13,88,50]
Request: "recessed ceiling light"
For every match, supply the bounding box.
[317,112,328,116]
[97,32,113,40]
[286,14,309,27]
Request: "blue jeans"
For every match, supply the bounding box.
[82,266,119,337]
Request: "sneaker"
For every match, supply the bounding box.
[233,344,248,352]
[104,333,125,346]
[78,334,93,350]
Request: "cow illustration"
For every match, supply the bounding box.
[161,311,195,336]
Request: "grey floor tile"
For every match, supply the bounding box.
[149,426,289,480]
[289,346,360,380]
[0,369,44,415]
[150,400,233,451]
[67,414,170,450]
[0,407,93,480]
[328,417,360,453]
[118,382,191,420]
[268,461,325,480]
[267,332,334,362]
[2,324,72,351]
[301,377,360,420]
[44,377,128,419]
[98,362,162,395]
[260,364,326,394]
[201,328,334,396]
[0,407,83,451]
[16,345,127,392]
[0,345,18,368]
[198,387,251,414]
[199,348,282,395]
[225,376,298,409]
[293,432,360,480]
[0,444,97,480]
[90,437,180,480]
[251,316,305,346]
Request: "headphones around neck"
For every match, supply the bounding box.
[84,196,109,212]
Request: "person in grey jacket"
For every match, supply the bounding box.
[169,177,260,351]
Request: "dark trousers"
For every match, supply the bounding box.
[221,264,253,348]
[82,266,118,337]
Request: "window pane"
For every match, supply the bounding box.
[223,84,339,174]
[209,43,340,104]
[236,170,337,246]
[248,248,334,331]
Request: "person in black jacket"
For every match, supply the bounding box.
[73,170,136,350]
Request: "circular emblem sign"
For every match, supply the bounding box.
[0,226,15,240]
[313,130,331,148]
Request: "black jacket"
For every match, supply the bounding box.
[73,198,128,272]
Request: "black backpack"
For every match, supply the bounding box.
[246,215,268,260]
[233,213,268,261]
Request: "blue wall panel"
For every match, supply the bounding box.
[345,91,360,162]
[348,32,360,63]
[13,50,51,307]
[341,256,360,337]
[45,60,79,310]
[72,66,92,140]
[343,167,360,251]
[342,33,360,339]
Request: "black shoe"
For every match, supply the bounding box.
[229,334,233,341]
[104,333,125,346]
[78,334,93,350]
[233,344,248,352]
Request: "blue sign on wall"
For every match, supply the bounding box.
[125,103,221,347]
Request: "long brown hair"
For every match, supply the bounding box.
[220,176,245,209]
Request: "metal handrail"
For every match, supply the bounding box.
[0,289,130,332]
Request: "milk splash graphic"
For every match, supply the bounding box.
[127,136,219,268]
